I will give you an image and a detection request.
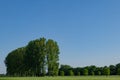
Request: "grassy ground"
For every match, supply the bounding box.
[0,76,120,80]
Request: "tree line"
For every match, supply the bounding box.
[4,37,120,76]
[59,63,120,76]
[5,37,60,76]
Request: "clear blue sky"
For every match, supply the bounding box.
[0,0,120,74]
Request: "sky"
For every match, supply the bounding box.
[0,0,120,74]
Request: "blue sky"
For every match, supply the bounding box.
[0,0,120,74]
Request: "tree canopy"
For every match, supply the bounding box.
[5,37,60,76]
[4,37,120,77]
[5,47,26,76]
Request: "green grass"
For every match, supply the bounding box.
[0,76,120,80]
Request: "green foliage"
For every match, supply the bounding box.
[5,37,60,77]
[5,47,26,76]
[83,69,88,76]
[116,63,120,75]
[77,72,80,76]
[90,71,94,76]
[68,70,74,76]
[59,65,72,76]
[103,66,110,76]
[60,71,64,76]
[88,65,96,75]
[24,38,46,76]
[97,71,101,75]
[46,39,60,76]
[4,37,120,77]
[117,68,120,75]
[109,65,116,75]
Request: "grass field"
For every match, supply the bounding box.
[0,76,120,80]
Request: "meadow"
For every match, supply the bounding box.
[0,76,120,80]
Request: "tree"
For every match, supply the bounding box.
[5,47,25,76]
[116,63,120,75]
[83,69,88,76]
[73,67,81,76]
[88,65,96,75]
[109,65,116,75]
[59,65,72,76]
[117,68,120,75]
[77,72,80,76]
[68,70,74,76]
[46,39,60,76]
[5,37,60,76]
[90,71,94,76]
[24,38,46,76]
[60,71,64,76]
[103,66,110,76]
[97,71,101,75]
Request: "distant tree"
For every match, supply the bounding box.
[90,71,94,76]
[103,66,110,76]
[68,70,74,76]
[116,63,120,75]
[77,72,80,76]
[97,71,101,75]
[109,65,116,75]
[117,68,120,75]
[88,65,96,75]
[94,67,102,75]
[116,63,120,69]
[0,74,6,77]
[60,71,64,76]
[83,68,88,76]
[73,67,81,76]
[59,65,72,76]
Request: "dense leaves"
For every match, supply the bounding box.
[4,37,120,76]
[46,39,59,76]
[5,38,60,76]
[59,63,120,76]
[5,47,26,76]
[24,38,46,76]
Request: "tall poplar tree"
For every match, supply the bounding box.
[24,38,46,76]
[46,39,60,76]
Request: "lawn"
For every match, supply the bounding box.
[0,76,120,80]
